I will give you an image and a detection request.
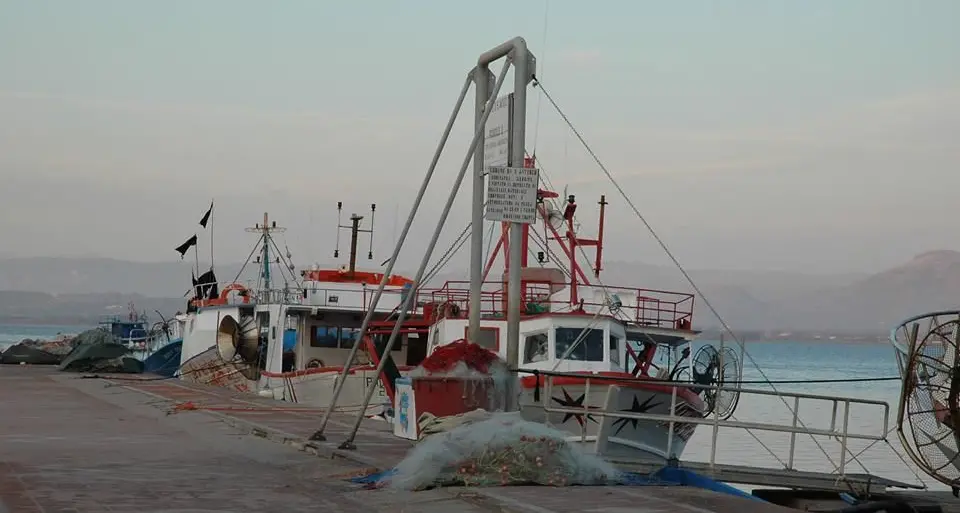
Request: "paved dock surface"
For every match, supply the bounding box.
[0,367,796,513]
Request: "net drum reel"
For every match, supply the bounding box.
[689,344,743,420]
[891,310,960,493]
[216,314,262,381]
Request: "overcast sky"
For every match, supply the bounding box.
[1,0,957,275]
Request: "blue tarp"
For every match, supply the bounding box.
[651,467,763,502]
[348,466,764,502]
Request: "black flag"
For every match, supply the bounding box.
[196,268,218,300]
[199,201,213,228]
[175,234,198,259]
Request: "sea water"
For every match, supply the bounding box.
[0,324,90,352]
[682,339,936,490]
[0,325,937,490]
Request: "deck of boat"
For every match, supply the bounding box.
[1,365,953,512]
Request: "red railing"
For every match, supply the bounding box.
[417,280,694,330]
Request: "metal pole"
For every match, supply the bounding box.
[340,60,513,449]
[348,214,362,276]
[506,40,535,411]
[308,73,474,441]
[468,68,495,345]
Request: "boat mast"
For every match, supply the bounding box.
[333,203,377,278]
[262,213,271,291]
[246,212,286,297]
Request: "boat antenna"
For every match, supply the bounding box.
[333,202,343,258]
[367,203,376,260]
[245,212,285,296]
[335,203,376,277]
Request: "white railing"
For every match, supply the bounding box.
[529,374,889,475]
[198,281,409,313]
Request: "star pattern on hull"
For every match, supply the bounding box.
[611,395,662,436]
[550,387,599,427]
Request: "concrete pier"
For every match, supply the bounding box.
[0,367,796,512]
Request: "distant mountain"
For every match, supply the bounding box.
[0,290,184,326]
[421,253,957,333]
[0,257,255,297]
[0,252,957,332]
[416,260,866,332]
[774,250,960,332]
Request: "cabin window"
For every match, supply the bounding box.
[609,335,621,366]
[340,327,360,349]
[554,327,604,362]
[463,326,499,351]
[311,326,340,348]
[523,332,549,364]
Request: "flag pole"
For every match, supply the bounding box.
[209,199,214,271]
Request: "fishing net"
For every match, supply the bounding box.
[407,339,517,412]
[385,411,620,490]
[414,339,500,374]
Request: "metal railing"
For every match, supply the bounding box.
[420,280,695,329]
[198,281,410,313]
[523,372,889,475]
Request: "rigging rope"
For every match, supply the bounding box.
[422,216,474,286]
[531,75,860,476]
[724,376,900,384]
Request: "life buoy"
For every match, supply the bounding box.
[220,283,251,304]
[306,358,324,369]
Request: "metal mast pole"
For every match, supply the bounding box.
[506,41,532,387]
[339,62,513,448]
[471,37,535,411]
[468,69,495,344]
[261,213,271,293]
[309,73,475,442]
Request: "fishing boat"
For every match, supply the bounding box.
[174,208,424,414]
[98,302,181,359]
[369,179,736,462]
[289,38,741,462]
[308,37,923,500]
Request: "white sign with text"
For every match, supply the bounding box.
[483,94,512,169]
[485,166,539,224]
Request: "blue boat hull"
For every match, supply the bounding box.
[144,339,183,377]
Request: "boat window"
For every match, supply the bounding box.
[523,332,549,364]
[464,326,499,351]
[554,328,604,362]
[609,335,621,366]
[311,326,340,348]
[477,328,499,351]
[340,327,360,349]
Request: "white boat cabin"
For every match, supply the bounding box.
[179,266,425,375]
[426,313,696,376]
